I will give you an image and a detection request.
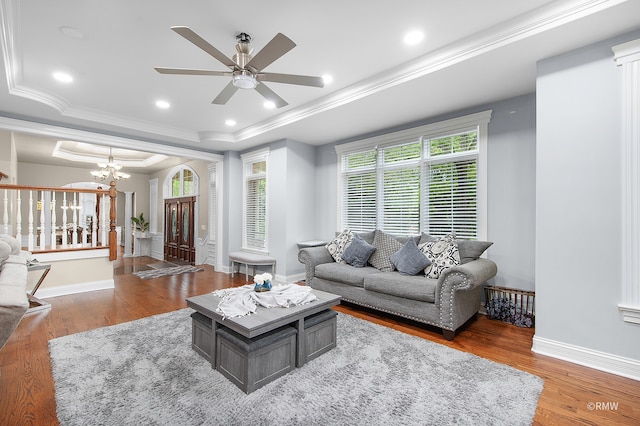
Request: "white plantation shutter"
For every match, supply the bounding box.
[424,131,478,239]
[246,177,266,249]
[426,159,477,239]
[381,142,421,235]
[242,149,269,251]
[342,150,376,232]
[338,115,487,240]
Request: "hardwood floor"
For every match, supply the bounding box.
[1,255,638,425]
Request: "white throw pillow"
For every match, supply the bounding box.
[418,232,460,279]
[325,229,354,264]
[0,234,20,255]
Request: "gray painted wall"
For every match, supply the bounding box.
[536,29,640,360]
[312,94,538,291]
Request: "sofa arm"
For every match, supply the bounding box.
[0,257,29,350]
[298,246,334,285]
[435,258,498,331]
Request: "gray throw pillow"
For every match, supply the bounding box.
[457,240,493,263]
[369,230,404,272]
[342,234,376,268]
[390,238,431,275]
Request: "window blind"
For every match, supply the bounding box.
[244,158,267,250]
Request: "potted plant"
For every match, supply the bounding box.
[131,212,150,237]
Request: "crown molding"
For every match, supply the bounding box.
[1,0,629,145]
[234,0,628,142]
[0,115,224,162]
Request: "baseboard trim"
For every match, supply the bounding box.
[532,335,640,381]
[35,279,115,299]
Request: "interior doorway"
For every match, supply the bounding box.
[164,196,195,265]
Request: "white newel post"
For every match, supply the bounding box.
[614,38,640,324]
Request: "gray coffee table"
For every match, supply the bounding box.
[186,288,341,369]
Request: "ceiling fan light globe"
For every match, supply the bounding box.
[232,71,257,89]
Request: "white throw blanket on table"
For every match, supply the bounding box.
[213,284,317,318]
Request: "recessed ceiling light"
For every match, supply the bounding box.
[322,74,333,85]
[263,101,276,109]
[53,72,73,83]
[59,26,85,39]
[225,119,236,126]
[403,30,424,45]
[155,100,170,109]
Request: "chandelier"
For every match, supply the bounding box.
[90,147,130,181]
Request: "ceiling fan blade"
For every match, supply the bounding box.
[254,82,288,108]
[212,81,239,105]
[171,26,236,69]
[154,67,231,77]
[258,72,324,87]
[246,33,296,72]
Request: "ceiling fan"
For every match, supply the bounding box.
[155,27,324,108]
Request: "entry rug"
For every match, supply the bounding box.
[133,265,203,279]
[49,309,544,425]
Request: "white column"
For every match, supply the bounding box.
[614,38,640,324]
[149,178,158,234]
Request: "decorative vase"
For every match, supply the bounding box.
[254,280,272,292]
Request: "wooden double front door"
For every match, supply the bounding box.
[164,197,195,265]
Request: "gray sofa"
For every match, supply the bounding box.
[0,235,29,350]
[298,231,497,340]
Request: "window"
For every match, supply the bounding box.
[241,149,269,252]
[168,166,197,198]
[337,111,491,239]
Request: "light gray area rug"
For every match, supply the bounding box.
[133,265,203,280]
[49,309,543,426]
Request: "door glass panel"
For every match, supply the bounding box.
[182,204,189,243]
[171,206,177,239]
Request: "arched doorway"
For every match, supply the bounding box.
[163,166,198,265]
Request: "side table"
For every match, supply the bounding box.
[27,263,52,313]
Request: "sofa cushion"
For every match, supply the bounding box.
[315,263,379,288]
[457,240,493,263]
[368,230,403,272]
[420,233,492,264]
[363,272,437,303]
[342,234,376,268]
[325,229,354,264]
[390,238,431,275]
[419,232,460,279]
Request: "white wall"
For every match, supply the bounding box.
[534,30,640,376]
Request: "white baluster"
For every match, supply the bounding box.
[16,191,22,244]
[78,199,84,247]
[62,193,68,248]
[101,194,107,246]
[50,192,57,249]
[28,191,34,251]
[39,191,45,250]
[72,193,78,247]
[91,213,97,247]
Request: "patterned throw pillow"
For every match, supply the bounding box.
[342,234,376,268]
[325,229,354,264]
[418,232,460,279]
[369,230,404,272]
